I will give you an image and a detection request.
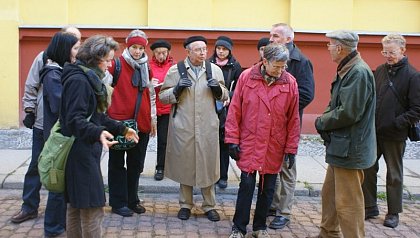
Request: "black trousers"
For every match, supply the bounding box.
[362,138,405,214]
[156,114,169,170]
[108,132,149,209]
[233,172,277,234]
[219,140,229,181]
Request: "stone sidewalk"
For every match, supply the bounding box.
[0,189,419,237]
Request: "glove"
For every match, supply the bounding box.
[207,78,222,99]
[173,77,192,98]
[22,112,36,129]
[284,153,295,169]
[228,144,241,161]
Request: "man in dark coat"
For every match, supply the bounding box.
[362,33,420,228]
[313,30,376,238]
[267,23,315,230]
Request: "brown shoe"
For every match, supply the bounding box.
[11,209,38,223]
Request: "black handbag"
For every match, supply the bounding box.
[387,77,420,141]
[111,88,143,150]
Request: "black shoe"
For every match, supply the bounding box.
[177,208,191,220]
[205,209,220,222]
[112,206,133,217]
[269,215,290,229]
[129,204,146,214]
[154,169,164,181]
[11,209,38,223]
[383,213,399,228]
[217,179,227,189]
[266,208,276,217]
[365,205,379,220]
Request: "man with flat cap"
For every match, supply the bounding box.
[311,30,376,238]
[149,39,174,181]
[159,35,229,221]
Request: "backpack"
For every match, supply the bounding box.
[111,57,122,87]
[174,60,220,118]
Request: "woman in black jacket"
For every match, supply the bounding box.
[208,36,243,189]
[60,35,138,238]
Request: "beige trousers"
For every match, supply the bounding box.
[179,184,216,212]
[319,165,365,238]
[67,205,104,238]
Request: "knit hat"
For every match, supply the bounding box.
[183,35,207,48]
[215,36,233,51]
[150,40,171,51]
[126,30,148,48]
[257,37,270,50]
[326,30,359,48]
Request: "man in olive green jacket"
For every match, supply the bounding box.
[313,30,376,238]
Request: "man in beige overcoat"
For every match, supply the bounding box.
[159,35,229,221]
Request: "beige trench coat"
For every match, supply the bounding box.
[159,59,228,187]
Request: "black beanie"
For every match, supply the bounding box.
[215,36,233,51]
[150,40,171,51]
[183,35,207,48]
[257,37,270,50]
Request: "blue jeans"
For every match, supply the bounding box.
[21,127,66,235]
[232,171,277,234]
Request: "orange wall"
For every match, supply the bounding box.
[19,28,420,134]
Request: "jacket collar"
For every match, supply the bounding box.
[249,62,289,85]
[287,42,301,61]
[337,51,361,79]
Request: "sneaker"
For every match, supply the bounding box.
[383,213,399,228]
[269,215,290,229]
[11,209,38,223]
[154,169,164,181]
[245,229,270,238]
[229,226,244,238]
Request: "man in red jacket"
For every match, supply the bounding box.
[149,39,174,180]
[225,43,300,238]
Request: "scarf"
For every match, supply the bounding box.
[76,60,109,112]
[216,57,228,67]
[122,48,149,88]
[337,50,358,72]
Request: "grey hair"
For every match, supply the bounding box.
[263,43,289,62]
[332,39,357,52]
[76,35,119,67]
[272,23,295,40]
[126,29,148,43]
[382,33,406,48]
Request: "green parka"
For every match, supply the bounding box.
[315,53,376,169]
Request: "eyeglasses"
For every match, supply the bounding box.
[268,61,288,70]
[191,47,208,54]
[381,50,399,57]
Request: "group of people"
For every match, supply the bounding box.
[11,22,420,238]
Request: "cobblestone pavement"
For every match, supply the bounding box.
[0,189,419,238]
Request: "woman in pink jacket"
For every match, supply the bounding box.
[225,43,300,238]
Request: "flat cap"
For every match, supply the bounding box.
[150,40,171,51]
[326,30,359,48]
[183,35,207,48]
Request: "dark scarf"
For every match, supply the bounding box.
[337,50,358,72]
[75,60,108,112]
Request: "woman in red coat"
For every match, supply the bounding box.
[107,29,157,217]
[225,43,300,237]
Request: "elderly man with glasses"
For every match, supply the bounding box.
[362,33,420,228]
[159,36,229,222]
[312,30,376,238]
